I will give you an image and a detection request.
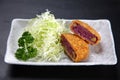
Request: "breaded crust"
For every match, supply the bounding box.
[61,33,89,62]
[70,20,101,45]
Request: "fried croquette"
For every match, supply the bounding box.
[70,20,101,45]
[61,33,89,62]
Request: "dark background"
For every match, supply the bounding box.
[0,0,120,80]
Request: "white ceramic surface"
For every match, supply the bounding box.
[4,19,117,65]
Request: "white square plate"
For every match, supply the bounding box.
[4,19,117,66]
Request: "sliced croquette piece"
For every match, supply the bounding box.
[61,33,89,62]
[70,20,101,45]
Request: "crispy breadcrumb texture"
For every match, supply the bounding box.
[70,20,101,45]
[61,33,89,62]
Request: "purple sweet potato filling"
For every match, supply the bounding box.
[61,36,76,58]
[72,25,97,43]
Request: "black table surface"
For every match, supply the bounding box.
[0,0,120,80]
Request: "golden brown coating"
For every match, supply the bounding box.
[61,33,89,62]
[70,20,101,45]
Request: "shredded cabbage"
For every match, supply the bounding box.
[25,11,67,62]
